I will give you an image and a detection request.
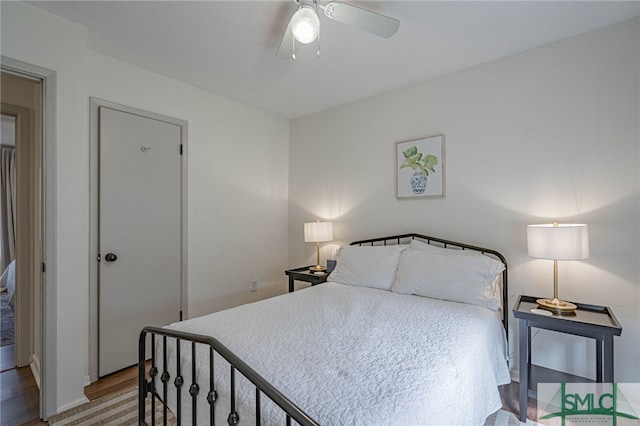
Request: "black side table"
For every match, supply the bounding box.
[513,295,622,423]
[285,266,329,293]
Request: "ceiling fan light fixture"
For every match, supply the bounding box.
[291,5,320,44]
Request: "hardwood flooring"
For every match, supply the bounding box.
[84,364,140,401]
[0,360,141,425]
[499,380,539,422]
[0,364,42,425]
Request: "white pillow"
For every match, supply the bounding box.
[392,246,505,310]
[409,240,505,309]
[328,245,407,290]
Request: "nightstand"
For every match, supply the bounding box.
[513,295,622,423]
[285,266,329,293]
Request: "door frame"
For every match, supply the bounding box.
[1,56,58,420]
[88,98,188,382]
[1,103,33,369]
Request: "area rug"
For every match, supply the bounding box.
[48,386,176,426]
[48,384,521,426]
[0,291,14,347]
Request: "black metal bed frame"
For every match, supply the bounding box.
[138,326,318,426]
[138,233,508,425]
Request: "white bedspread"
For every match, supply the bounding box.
[1,260,16,306]
[160,282,510,426]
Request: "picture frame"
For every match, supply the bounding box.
[396,134,445,199]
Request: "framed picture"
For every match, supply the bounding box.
[396,134,445,199]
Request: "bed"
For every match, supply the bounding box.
[0,260,16,306]
[138,234,511,425]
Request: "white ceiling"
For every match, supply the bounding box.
[28,1,640,119]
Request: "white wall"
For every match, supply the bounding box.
[88,51,290,318]
[2,1,290,415]
[290,18,640,382]
[2,0,90,414]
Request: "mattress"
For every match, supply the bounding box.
[157,282,510,425]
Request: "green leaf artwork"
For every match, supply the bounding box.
[400,146,438,177]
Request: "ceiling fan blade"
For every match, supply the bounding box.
[322,1,399,38]
[277,18,295,59]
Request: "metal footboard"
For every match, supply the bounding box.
[139,326,319,426]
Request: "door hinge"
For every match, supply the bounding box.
[180,310,183,321]
[97,253,101,262]
[179,144,183,155]
[42,262,46,273]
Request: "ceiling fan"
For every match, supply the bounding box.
[277,0,400,59]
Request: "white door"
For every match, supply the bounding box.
[99,107,182,377]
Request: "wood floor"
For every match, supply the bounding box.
[0,355,538,425]
[84,364,139,401]
[499,381,539,422]
[1,344,43,425]
[0,352,139,426]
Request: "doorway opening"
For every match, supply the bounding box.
[0,72,42,370]
[1,58,57,421]
[0,69,43,422]
[0,113,17,368]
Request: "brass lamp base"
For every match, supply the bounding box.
[309,265,326,272]
[537,297,577,314]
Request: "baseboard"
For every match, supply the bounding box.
[30,354,41,389]
[83,374,91,387]
[56,395,90,414]
[510,368,520,383]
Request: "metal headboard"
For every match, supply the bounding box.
[350,233,509,337]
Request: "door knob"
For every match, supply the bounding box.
[105,253,118,262]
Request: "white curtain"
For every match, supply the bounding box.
[0,146,16,275]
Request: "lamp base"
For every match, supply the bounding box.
[537,297,577,314]
[309,265,326,272]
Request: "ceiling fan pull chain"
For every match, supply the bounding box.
[292,36,296,60]
[315,0,321,57]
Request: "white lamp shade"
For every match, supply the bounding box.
[304,221,333,243]
[527,223,590,260]
[291,6,320,44]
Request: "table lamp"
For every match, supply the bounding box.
[527,222,589,313]
[304,220,333,272]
